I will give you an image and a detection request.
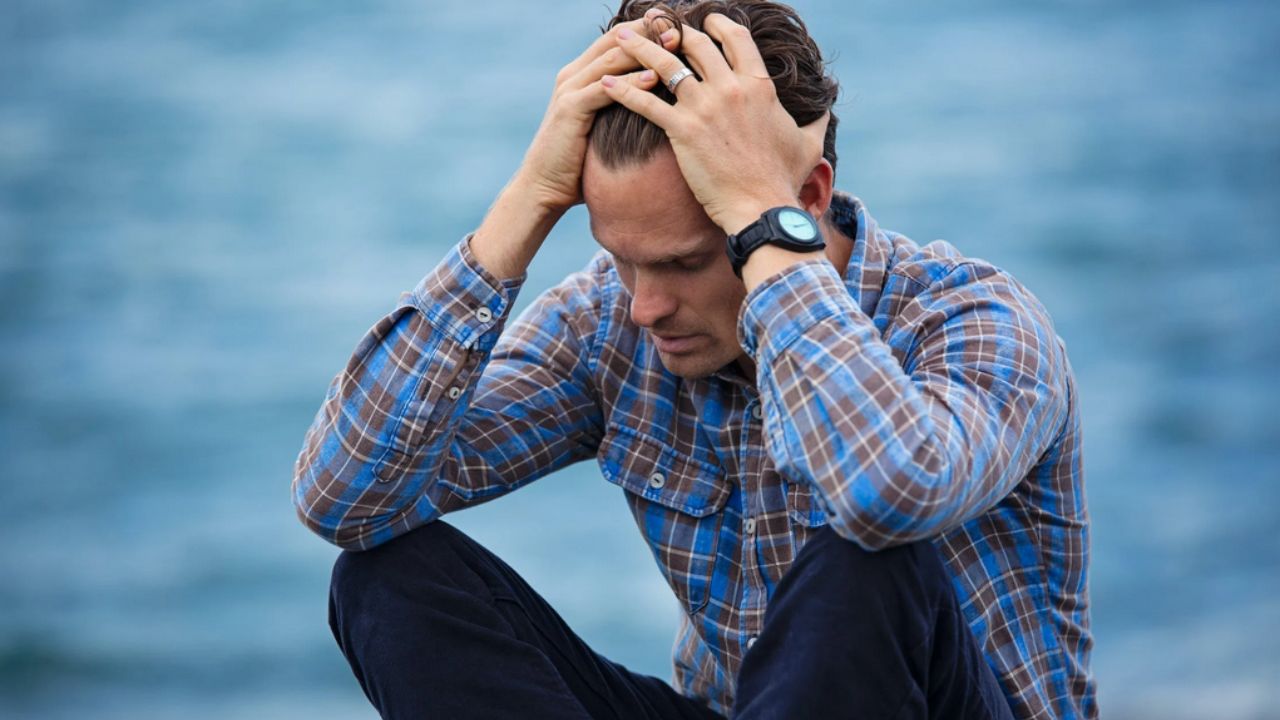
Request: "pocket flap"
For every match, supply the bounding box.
[786,476,830,527]
[598,427,729,518]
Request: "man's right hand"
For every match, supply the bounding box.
[517,15,670,212]
[470,14,672,280]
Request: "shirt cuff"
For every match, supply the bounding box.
[737,259,865,365]
[403,234,526,351]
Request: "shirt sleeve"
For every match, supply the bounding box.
[292,236,606,550]
[738,258,1070,550]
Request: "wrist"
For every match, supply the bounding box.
[719,194,798,236]
[507,171,574,221]
[471,178,566,280]
[741,245,824,292]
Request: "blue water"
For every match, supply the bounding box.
[2,1,1278,717]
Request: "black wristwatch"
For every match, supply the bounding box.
[725,206,825,277]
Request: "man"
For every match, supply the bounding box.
[293,1,1096,717]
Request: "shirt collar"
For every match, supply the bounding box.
[828,190,894,318]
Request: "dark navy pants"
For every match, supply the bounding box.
[328,520,1014,719]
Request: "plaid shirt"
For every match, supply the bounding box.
[294,192,1096,718]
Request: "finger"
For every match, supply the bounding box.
[557,16,669,87]
[563,46,640,92]
[667,24,733,85]
[600,72,682,129]
[558,18,647,81]
[702,13,769,78]
[574,68,660,113]
[616,27,700,99]
[564,27,680,92]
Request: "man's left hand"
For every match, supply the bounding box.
[602,13,828,235]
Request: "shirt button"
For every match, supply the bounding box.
[446,386,462,400]
[744,517,757,535]
[751,404,762,421]
[648,472,665,489]
[474,307,493,323]
[746,636,758,650]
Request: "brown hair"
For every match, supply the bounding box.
[590,0,839,174]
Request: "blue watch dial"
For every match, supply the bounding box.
[778,208,818,240]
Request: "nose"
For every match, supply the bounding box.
[629,272,679,329]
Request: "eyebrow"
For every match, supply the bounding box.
[592,230,718,267]
[613,246,712,265]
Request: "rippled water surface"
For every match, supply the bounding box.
[2,1,1278,718]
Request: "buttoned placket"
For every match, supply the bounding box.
[374,303,496,486]
[737,394,769,657]
[440,305,498,402]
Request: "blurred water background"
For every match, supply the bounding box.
[2,0,1278,717]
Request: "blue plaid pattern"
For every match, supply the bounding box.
[294,193,1095,718]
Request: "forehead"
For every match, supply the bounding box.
[583,146,724,264]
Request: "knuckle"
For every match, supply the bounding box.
[684,28,711,47]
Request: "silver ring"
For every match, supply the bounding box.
[666,67,695,93]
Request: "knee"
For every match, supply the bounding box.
[330,520,472,610]
[792,524,951,601]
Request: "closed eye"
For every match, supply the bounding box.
[676,253,713,272]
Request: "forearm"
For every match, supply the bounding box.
[292,239,522,549]
[740,243,824,293]
[741,261,1068,549]
[469,174,566,281]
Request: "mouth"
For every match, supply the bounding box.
[652,333,703,354]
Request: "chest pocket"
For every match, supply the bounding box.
[598,427,729,616]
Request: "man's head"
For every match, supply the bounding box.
[583,0,840,378]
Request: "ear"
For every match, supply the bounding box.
[797,158,834,221]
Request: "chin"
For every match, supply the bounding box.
[657,350,730,379]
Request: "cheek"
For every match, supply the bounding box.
[694,272,747,332]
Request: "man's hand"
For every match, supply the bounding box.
[601,14,829,235]
[516,16,676,213]
[471,15,675,279]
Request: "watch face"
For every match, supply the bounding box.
[778,208,818,241]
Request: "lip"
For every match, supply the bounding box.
[653,334,702,354]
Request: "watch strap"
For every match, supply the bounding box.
[726,207,824,277]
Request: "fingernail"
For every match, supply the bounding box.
[640,70,655,82]
[618,28,634,40]
[602,75,617,88]
[659,29,676,44]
